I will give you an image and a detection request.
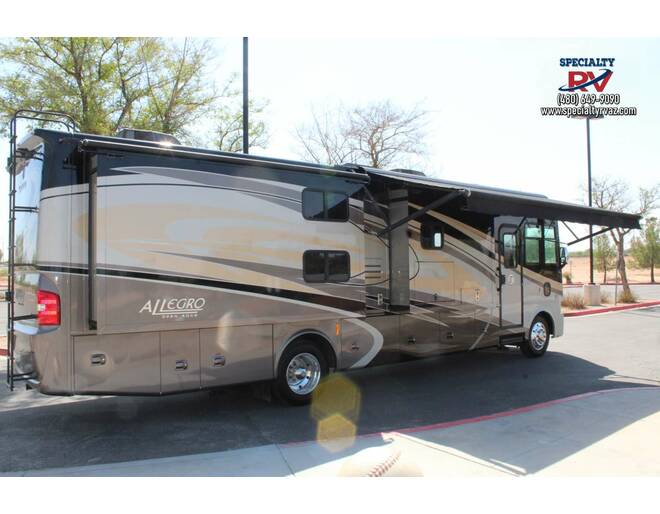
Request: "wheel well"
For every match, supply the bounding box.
[281,332,337,372]
[535,311,555,336]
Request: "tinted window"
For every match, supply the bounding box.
[303,250,350,283]
[524,222,559,268]
[302,189,349,221]
[421,222,444,249]
[525,225,542,239]
[525,238,540,265]
[502,233,518,268]
[524,224,541,266]
[544,226,558,264]
[326,192,349,220]
[327,251,350,282]
[302,251,326,282]
[302,190,325,220]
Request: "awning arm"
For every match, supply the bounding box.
[566,226,614,246]
[363,187,390,228]
[514,216,527,235]
[560,220,579,241]
[376,188,470,237]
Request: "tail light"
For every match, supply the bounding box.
[37,290,61,326]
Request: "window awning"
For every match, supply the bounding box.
[365,168,641,230]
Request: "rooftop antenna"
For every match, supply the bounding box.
[242,36,249,154]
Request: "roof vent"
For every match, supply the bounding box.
[390,168,426,177]
[117,128,180,146]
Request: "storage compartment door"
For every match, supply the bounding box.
[74,332,160,394]
[200,325,273,387]
[161,329,201,393]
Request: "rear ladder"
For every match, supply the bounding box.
[5,110,77,390]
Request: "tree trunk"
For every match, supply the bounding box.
[616,238,631,295]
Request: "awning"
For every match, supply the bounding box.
[365,168,641,230]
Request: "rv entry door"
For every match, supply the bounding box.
[497,225,523,328]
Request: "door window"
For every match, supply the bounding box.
[502,233,518,268]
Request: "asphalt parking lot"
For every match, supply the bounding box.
[1,306,659,474]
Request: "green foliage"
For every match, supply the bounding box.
[209,98,269,152]
[593,234,616,282]
[630,217,659,271]
[0,37,268,149]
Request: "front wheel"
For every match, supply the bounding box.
[520,316,550,358]
[275,341,328,405]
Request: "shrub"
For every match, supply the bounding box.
[600,291,612,304]
[563,271,573,284]
[617,289,639,304]
[561,293,586,310]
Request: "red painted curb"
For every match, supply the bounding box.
[564,282,658,288]
[0,348,7,357]
[564,300,660,317]
[282,386,660,447]
[395,387,658,435]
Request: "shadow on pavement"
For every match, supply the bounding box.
[0,348,653,474]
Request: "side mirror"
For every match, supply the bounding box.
[559,245,569,268]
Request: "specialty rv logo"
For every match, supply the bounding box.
[139,297,206,319]
[540,56,637,119]
[558,57,614,92]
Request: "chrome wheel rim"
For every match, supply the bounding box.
[530,321,548,351]
[286,352,321,395]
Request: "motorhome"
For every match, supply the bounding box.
[5,111,640,404]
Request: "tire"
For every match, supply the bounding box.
[275,341,329,405]
[520,315,550,358]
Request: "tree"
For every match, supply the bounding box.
[0,37,267,147]
[630,217,659,283]
[209,98,269,152]
[594,234,616,283]
[586,178,659,296]
[294,100,429,169]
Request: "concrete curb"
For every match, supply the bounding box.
[564,300,660,317]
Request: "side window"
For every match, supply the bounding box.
[302,189,349,222]
[524,224,541,266]
[303,250,350,283]
[502,232,518,268]
[420,222,444,249]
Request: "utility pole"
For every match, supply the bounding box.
[586,116,593,284]
[242,36,249,154]
[573,112,602,306]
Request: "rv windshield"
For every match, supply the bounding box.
[13,145,43,266]
[523,221,560,281]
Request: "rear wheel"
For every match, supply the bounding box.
[275,341,328,405]
[520,315,550,358]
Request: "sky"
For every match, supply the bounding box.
[1,37,659,253]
